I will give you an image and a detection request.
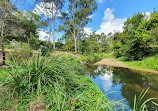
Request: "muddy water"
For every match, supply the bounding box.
[86,65,158,111]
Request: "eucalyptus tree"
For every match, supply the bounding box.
[61,0,97,52]
[34,0,64,50]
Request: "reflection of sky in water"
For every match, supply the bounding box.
[88,66,132,111]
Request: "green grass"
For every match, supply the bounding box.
[102,52,115,58]
[125,55,158,71]
[0,69,10,82]
[0,53,157,110]
[0,53,115,110]
[80,52,115,64]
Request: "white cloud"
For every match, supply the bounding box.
[143,12,151,20]
[84,27,93,35]
[95,66,113,91]
[96,8,127,34]
[98,0,106,3]
[88,15,93,19]
[37,29,50,41]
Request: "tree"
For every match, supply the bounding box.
[61,0,97,52]
[115,12,151,60]
[0,0,25,65]
[123,12,144,35]
[63,39,74,51]
[34,0,64,50]
[151,27,158,42]
[13,11,42,44]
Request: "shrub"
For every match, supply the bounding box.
[80,53,103,64]
[8,43,32,62]
[41,42,53,56]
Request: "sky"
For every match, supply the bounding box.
[84,0,158,35]
[12,0,158,41]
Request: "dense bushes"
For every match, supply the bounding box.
[80,54,103,64]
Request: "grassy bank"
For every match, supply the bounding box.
[124,55,158,71]
[84,52,158,73]
[0,53,115,110]
[0,52,157,110]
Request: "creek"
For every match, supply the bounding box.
[86,65,158,110]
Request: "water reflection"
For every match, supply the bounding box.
[86,65,158,110]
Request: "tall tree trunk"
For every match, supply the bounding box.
[1,21,5,65]
[77,40,80,52]
[74,37,77,52]
[1,43,5,65]
[52,18,55,50]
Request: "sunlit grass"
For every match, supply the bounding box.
[125,55,158,71]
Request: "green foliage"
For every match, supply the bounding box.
[55,42,64,51]
[102,52,115,58]
[121,37,150,60]
[125,54,158,71]
[29,34,41,50]
[79,32,111,55]
[80,40,92,55]
[123,12,144,34]
[150,27,158,43]
[41,42,53,56]
[113,11,158,61]
[117,56,127,61]
[62,39,75,51]
[1,53,112,110]
[0,69,9,82]
[80,53,115,64]
[8,43,32,62]
[60,0,97,52]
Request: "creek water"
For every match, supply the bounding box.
[86,65,158,111]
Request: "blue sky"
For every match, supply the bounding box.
[84,0,158,35]
[12,0,158,40]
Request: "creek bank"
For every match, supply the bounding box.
[93,58,158,75]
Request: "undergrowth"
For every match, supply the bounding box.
[0,54,112,110]
[0,53,157,110]
[80,52,115,64]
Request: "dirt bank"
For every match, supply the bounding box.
[93,58,158,75]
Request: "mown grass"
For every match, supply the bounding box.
[125,55,158,71]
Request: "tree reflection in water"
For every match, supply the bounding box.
[86,65,158,110]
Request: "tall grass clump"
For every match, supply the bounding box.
[133,88,158,111]
[0,53,112,110]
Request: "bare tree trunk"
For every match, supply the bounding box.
[52,18,55,50]
[74,36,77,52]
[77,39,80,52]
[1,43,5,65]
[1,21,5,65]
